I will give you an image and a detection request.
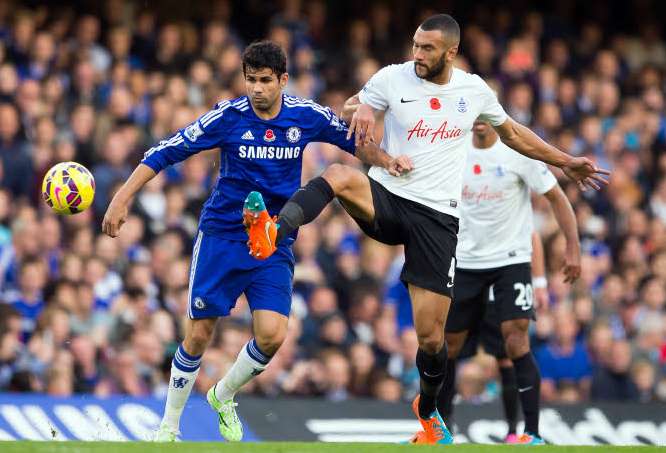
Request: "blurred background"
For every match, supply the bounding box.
[0,0,665,410]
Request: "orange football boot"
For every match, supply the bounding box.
[411,395,454,445]
[402,431,431,444]
[243,191,278,260]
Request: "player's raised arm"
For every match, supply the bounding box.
[494,117,609,191]
[102,101,231,237]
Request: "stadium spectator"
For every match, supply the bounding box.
[0,1,663,407]
[535,306,593,402]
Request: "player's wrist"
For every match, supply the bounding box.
[557,152,575,168]
[532,276,547,288]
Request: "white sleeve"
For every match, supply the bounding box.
[358,65,393,111]
[519,157,558,195]
[476,76,508,126]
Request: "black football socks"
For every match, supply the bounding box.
[437,358,457,423]
[275,176,335,243]
[513,352,541,436]
[499,364,519,435]
[416,345,448,418]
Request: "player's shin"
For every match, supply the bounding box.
[214,338,271,401]
[275,176,334,243]
[499,364,519,436]
[436,358,457,423]
[416,343,448,418]
[162,344,202,432]
[513,352,541,436]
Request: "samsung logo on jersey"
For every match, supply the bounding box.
[239,146,302,159]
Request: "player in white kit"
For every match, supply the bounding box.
[436,119,581,445]
[264,14,607,445]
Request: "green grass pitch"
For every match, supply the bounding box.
[0,442,662,453]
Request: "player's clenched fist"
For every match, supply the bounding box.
[347,103,375,147]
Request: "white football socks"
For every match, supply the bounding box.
[214,339,270,402]
[162,344,202,432]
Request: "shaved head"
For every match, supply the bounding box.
[419,14,460,47]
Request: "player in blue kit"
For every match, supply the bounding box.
[102,41,406,442]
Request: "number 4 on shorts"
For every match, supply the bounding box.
[447,258,456,288]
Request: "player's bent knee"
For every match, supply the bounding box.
[417,331,444,354]
[322,163,355,193]
[502,322,530,358]
[184,323,215,355]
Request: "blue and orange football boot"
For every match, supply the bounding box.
[243,191,278,260]
[411,395,454,445]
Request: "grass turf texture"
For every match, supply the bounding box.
[0,443,662,453]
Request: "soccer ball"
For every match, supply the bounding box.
[41,162,95,215]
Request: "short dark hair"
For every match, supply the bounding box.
[241,41,287,77]
[420,14,460,43]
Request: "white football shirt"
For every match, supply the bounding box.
[358,62,508,217]
[456,135,557,269]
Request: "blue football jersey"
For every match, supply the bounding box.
[141,94,356,241]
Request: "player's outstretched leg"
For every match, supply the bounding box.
[502,319,544,445]
[274,175,335,242]
[155,319,215,441]
[269,164,375,250]
[497,359,520,443]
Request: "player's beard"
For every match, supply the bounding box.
[251,96,271,111]
[415,54,447,81]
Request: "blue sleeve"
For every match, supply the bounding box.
[312,106,356,154]
[141,102,231,173]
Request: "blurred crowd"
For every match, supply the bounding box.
[0,0,665,406]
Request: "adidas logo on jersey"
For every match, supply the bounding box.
[241,130,255,140]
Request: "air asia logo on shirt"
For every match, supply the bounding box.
[286,126,301,143]
[264,129,276,142]
[430,98,441,110]
[407,119,463,143]
[462,184,505,204]
[473,164,482,175]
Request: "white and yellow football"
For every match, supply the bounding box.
[41,162,95,215]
